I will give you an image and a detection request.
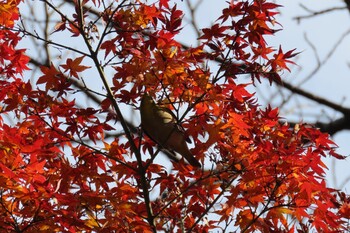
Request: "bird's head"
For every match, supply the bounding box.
[140,92,158,113]
[141,92,155,107]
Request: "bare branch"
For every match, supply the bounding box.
[293,4,346,23]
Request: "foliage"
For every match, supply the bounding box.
[0,0,349,232]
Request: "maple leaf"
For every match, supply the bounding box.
[37,63,62,89]
[12,49,30,73]
[199,24,230,40]
[60,56,91,79]
[52,16,67,33]
[269,46,299,72]
[100,38,118,58]
[67,22,81,37]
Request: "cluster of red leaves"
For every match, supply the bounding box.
[0,0,29,78]
[0,0,349,232]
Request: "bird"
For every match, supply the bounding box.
[140,93,201,168]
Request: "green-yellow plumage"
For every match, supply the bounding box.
[140,93,201,168]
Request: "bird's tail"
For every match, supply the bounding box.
[181,149,201,168]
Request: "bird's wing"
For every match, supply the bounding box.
[158,106,191,143]
[157,106,176,124]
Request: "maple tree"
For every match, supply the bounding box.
[0,0,349,232]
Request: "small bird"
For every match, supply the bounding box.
[140,93,201,168]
